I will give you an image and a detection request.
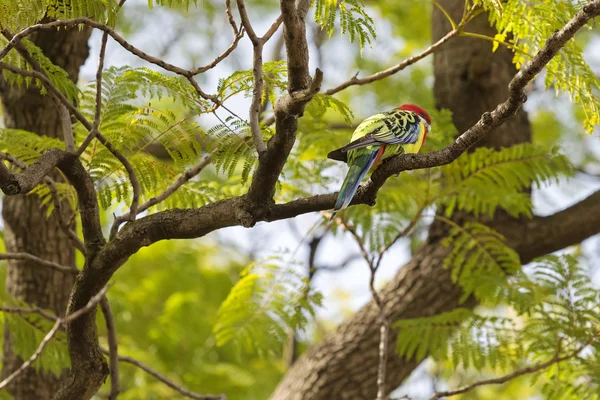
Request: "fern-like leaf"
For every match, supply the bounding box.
[213,256,323,355]
[441,221,521,302]
[314,0,377,51]
[438,144,573,218]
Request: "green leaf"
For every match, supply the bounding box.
[213,255,323,356]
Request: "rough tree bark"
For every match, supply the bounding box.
[0,25,91,399]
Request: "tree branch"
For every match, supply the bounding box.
[336,217,389,400]
[0,320,63,390]
[0,152,83,252]
[45,178,87,255]
[236,0,260,44]
[0,147,70,195]
[76,29,109,156]
[0,285,108,390]
[0,18,242,78]
[0,252,78,274]
[505,188,600,263]
[54,150,107,255]
[324,19,464,96]
[100,297,120,400]
[57,101,75,152]
[109,151,214,239]
[429,346,585,399]
[237,0,268,153]
[245,68,322,207]
[101,349,225,400]
[0,305,59,322]
[240,0,322,206]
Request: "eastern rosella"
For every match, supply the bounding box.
[327,104,431,221]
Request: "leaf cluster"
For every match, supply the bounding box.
[477,0,600,134]
[396,254,600,399]
[213,254,323,356]
[314,0,377,51]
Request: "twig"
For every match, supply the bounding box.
[109,151,214,239]
[336,217,372,266]
[45,178,87,255]
[263,15,283,42]
[0,17,244,129]
[225,0,240,35]
[190,29,244,75]
[314,253,361,272]
[76,30,110,156]
[101,349,226,400]
[71,27,141,223]
[248,40,267,153]
[0,286,109,390]
[236,0,259,43]
[375,171,432,269]
[236,0,268,153]
[57,101,75,152]
[336,217,388,399]
[0,151,27,169]
[96,131,140,223]
[324,7,477,96]
[375,207,424,269]
[100,297,120,400]
[0,252,78,274]
[428,346,586,399]
[0,320,62,390]
[0,305,58,322]
[375,318,390,400]
[0,18,241,78]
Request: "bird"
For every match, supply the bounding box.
[327,104,431,221]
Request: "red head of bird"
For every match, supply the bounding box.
[397,104,431,144]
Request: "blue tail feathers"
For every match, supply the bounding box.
[330,150,380,221]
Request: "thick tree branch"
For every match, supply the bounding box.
[505,188,600,264]
[0,147,70,195]
[54,150,106,255]
[109,151,214,239]
[0,151,86,254]
[245,68,322,207]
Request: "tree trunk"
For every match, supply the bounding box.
[270,1,532,398]
[0,25,91,399]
